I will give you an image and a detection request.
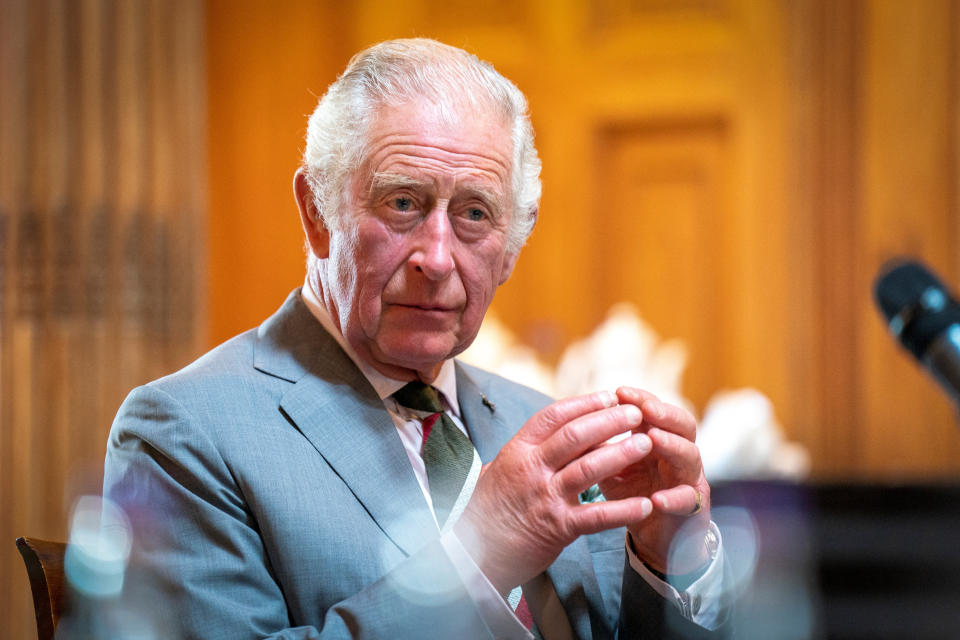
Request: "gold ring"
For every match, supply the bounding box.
[689,489,703,516]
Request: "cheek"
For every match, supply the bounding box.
[349,227,408,326]
[461,251,508,312]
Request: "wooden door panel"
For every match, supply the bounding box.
[594,121,729,408]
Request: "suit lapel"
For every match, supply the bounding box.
[256,291,437,557]
[455,362,513,463]
[259,295,609,636]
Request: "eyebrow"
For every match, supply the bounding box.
[368,173,426,200]
[368,172,505,215]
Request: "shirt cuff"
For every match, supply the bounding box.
[440,529,534,640]
[626,521,726,630]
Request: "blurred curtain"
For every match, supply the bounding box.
[0,1,206,637]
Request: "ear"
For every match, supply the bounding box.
[294,167,330,259]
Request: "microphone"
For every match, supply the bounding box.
[874,259,960,405]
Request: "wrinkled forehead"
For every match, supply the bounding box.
[353,97,514,181]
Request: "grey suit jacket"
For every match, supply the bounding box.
[104,290,718,639]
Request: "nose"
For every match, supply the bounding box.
[410,205,455,280]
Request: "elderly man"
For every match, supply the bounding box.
[105,39,728,639]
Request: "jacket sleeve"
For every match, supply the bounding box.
[103,384,496,640]
[617,553,734,639]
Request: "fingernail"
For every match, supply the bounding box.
[631,433,651,453]
[623,404,642,424]
[599,390,617,407]
[641,498,653,517]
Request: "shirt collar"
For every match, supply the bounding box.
[300,277,460,416]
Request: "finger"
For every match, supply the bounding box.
[554,432,652,495]
[618,387,697,442]
[615,386,659,409]
[569,496,653,535]
[521,390,619,443]
[539,403,643,469]
[648,427,701,475]
[641,399,697,442]
[651,484,704,516]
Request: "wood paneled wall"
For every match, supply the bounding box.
[205,1,349,345]
[206,0,960,479]
[0,1,205,637]
[785,0,960,475]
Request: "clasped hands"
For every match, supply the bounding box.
[454,386,711,595]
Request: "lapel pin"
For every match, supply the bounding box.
[481,394,496,413]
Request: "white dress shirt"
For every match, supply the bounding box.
[301,280,725,637]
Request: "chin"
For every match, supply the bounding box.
[379,334,460,370]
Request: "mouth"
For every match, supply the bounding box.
[390,303,460,313]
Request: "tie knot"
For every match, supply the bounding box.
[393,381,444,414]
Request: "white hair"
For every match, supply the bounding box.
[301,38,541,259]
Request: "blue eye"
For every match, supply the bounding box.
[467,208,486,221]
[393,197,413,211]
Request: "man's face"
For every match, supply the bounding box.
[315,99,518,381]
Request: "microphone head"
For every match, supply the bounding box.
[874,259,960,359]
[874,260,943,322]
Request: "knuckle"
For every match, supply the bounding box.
[537,403,565,428]
[559,422,584,449]
[576,455,598,484]
[592,408,623,438]
[540,506,570,540]
[539,394,599,428]
[569,505,593,533]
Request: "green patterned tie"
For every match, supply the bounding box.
[394,382,536,632]
[393,381,474,528]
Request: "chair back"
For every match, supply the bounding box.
[16,537,68,640]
